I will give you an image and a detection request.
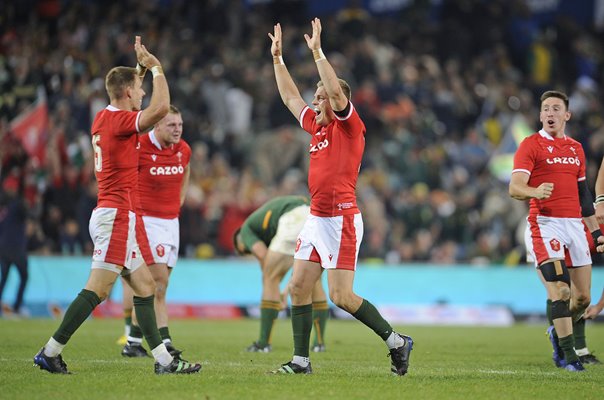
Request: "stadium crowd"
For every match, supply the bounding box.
[2,0,604,265]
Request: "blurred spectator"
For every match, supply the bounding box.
[2,0,604,265]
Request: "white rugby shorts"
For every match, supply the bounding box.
[294,213,363,270]
[137,215,180,267]
[89,207,144,275]
[524,215,591,267]
[269,205,310,255]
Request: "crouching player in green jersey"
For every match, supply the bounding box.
[234,195,329,353]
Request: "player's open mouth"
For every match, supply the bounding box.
[547,119,554,125]
[314,107,321,115]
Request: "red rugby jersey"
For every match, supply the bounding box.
[299,102,365,217]
[137,131,191,219]
[512,129,586,218]
[91,105,142,210]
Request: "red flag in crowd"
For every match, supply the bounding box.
[9,86,49,163]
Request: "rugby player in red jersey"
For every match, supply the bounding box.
[34,37,200,375]
[121,105,191,360]
[269,18,413,376]
[510,90,600,372]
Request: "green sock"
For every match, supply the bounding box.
[159,326,171,342]
[573,317,586,349]
[52,289,101,344]
[291,304,313,358]
[352,299,393,341]
[258,300,280,346]
[559,334,579,363]
[312,301,329,347]
[546,299,553,326]
[130,324,143,340]
[133,295,162,349]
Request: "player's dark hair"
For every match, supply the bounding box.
[317,79,351,100]
[105,66,137,100]
[540,90,569,110]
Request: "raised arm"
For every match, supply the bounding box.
[269,23,307,119]
[135,36,170,132]
[304,18,348,112]
[509,172,553,201]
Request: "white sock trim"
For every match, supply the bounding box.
[151,343,173,366]
[44,337,65,357]
[127,336,143,344]
[292,355,309,367]
[385,332,405,350]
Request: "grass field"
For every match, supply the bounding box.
[1,318,603,400]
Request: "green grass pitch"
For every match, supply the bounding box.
[1,318,603,399]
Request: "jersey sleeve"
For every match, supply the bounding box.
[334,102,365,138]
[512,138,535,176]
[299,106,318,135]
[112,110,143,136]
[240,223,261,251]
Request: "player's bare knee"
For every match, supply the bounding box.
[266,270,286,283]
[288,280,307,300]
[328,288,353,311]
[556,283,571,301]
[573,294,591,309]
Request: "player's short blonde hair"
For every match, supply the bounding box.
[105,66,137,100]
[317,79,351,100]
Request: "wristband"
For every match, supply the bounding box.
[312,48,326,62]
[151,65,164,78]
[136,63,147,77]
[273,55,284,65]
[596,194,604,205]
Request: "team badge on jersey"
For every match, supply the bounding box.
[549,238,561,252]
[156,244,165,257]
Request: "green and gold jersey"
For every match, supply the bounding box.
[240,195,310,250]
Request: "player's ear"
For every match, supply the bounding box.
[565,111,571,121]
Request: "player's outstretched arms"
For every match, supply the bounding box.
[135,36,170,132]
[304,17,347,112]
[269,23,306,119]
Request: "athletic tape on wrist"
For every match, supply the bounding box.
[313,48,326,62]
[151,65,164,78]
